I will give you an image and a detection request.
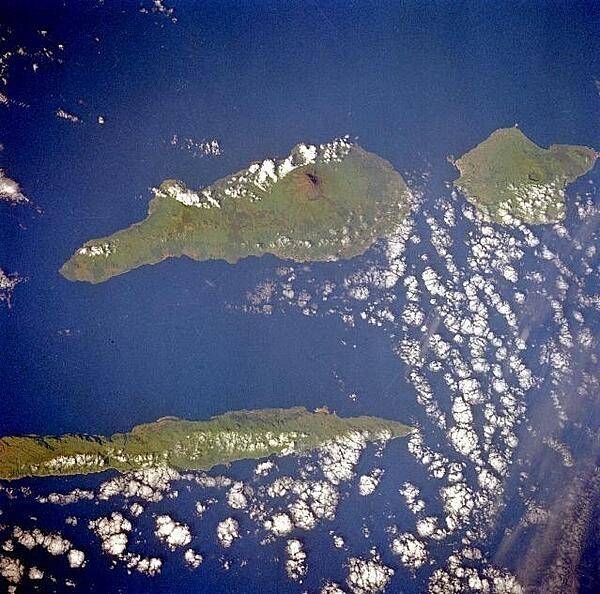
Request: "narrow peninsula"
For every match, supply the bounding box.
[452,127,597,224]
[0,407,412,481]
[60,138,412,284]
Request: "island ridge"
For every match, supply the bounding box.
[0,407,412,481]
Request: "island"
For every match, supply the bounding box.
[0,407,412,481]
[60,137,412,284]
[452,127,598,224]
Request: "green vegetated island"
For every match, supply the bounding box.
[0,407,412,481]
[60,138,413,284]
[452,127,598,224]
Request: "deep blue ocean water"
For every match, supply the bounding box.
[1,1,599,592]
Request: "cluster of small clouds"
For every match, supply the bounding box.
[318,431,369,484]
[346,553,394,594]
[140,0,177,23]
[98,467,180,502]
[390,532,428,569]
[161,136,352,210]
[184,548,203,569]
[0,169,28,204]
[428,549,523,593]
[0,556,24,589]
[226,481,250,509]
[285,538,307,581]
[358,468,384,496]
[89,512,132,557]
[216,517,240,548]
[0,25,66,105]
[170,134,222,158]
[37,487,94,505]
[12,526,73,559]
[0,268,25,307]
[55,108,81,124]
[77,241,115,258]
[257,430,395,543]
[266,475,339,531]
[154,515,192,550]
[498,180,565,225]
[89,510,161,576]
[0,526,85,591]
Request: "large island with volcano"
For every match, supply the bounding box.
[60,137,413,284]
